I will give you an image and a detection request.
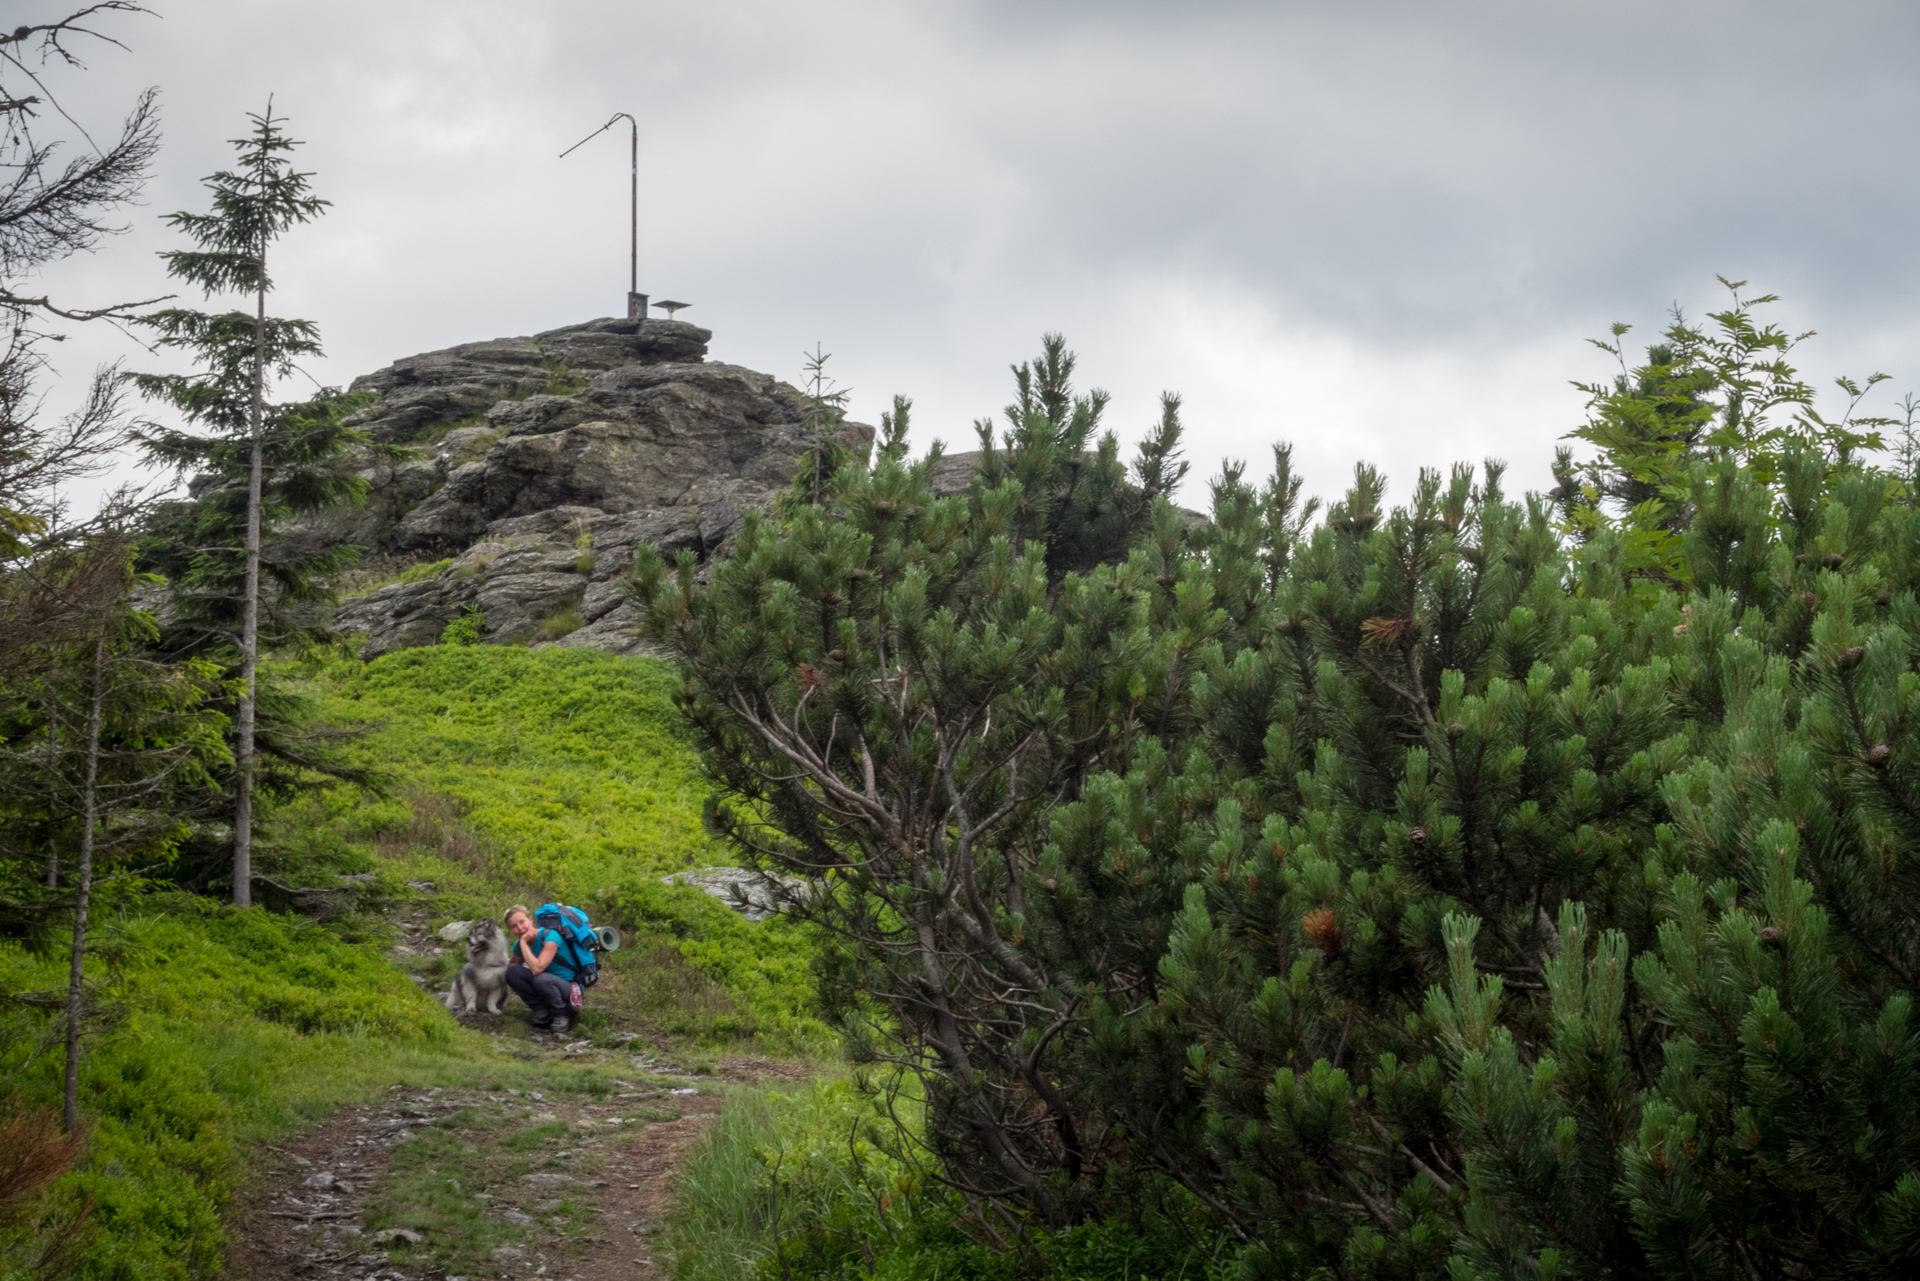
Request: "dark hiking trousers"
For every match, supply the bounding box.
[504,964,570,1022]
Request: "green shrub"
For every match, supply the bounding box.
[398,557,453,584]
[859,1216,1231,1281]
[440,607,484,645]
[573,550,597,575]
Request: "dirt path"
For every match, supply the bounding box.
[228,1074,724,1280]
[227,900,813,1279]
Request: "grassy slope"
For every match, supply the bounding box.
[298,644,716,891]
[285,644,827,1045]
[2,643,826,1279]
[0,899,456,1280]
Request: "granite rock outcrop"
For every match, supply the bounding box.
[311,318,872,658]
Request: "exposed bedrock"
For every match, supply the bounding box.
[297,317,872,658]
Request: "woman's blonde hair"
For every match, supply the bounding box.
[503,903,533,927]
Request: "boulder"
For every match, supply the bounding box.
[281,317,867,558]
[661,866,808,922]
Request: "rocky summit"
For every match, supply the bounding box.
[309,318,874,658]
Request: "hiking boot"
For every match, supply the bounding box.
[557,1011,579,1035]
[529,1012,554,1030]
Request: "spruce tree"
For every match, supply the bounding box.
[133,103,339,907]
[785,345,854,510]
[136,388,371,661]
[0,542,227,1131]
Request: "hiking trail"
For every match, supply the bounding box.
[226,893,810,1279]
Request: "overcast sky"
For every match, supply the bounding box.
[24,0,1920,510]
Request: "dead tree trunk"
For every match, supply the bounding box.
[63,627,105,1134]
[44,652,59,890]
[232,254,266,909]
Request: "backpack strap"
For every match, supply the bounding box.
[557,908,593,974]
[561,929,590,975]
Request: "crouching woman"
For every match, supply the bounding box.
[503,904,580,1032]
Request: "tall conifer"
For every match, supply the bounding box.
[135,103,328,906]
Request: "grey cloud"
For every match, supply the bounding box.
[23,0,1920,512]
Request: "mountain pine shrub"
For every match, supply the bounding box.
[639,305,1920,1279]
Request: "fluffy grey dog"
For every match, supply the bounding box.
[445,918,510,1015]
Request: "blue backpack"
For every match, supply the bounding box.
[535,903,601,988]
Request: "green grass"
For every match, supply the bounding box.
[0,895,458,1280]
[664,1077,1237,1281]
[332,555,455,602]
[280,644,830,1047]
[664,1078,913,1281]
[532,605,584,642]
[0,644,833,1279]
[1,889,770,1280]
[398,557,454,584]
[363,1099,611,1275]
[296,645,722,891]
[392,409,484,445]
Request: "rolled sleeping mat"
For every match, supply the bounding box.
[594,925,622,953]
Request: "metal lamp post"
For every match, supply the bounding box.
[561,112,645,320]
